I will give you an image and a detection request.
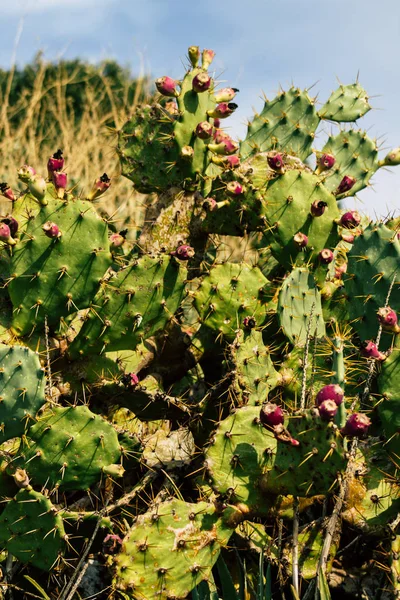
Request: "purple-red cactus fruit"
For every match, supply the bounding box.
[0,183,15,201]
[243,316,256,329]
[47,149,64,176]
[340,210,361,228]
[18,165,36,182]
[341,413,371,438]
[192,72,211,93]
[42,221,61,239]
[203,197,217,211]
[226,155,240,167]
[110,233,125,248]
[207,103,238,119]
[0,223,16,246]
[188,46,200,68]
[196,121,213,139]
[1,215,18,237]
[318,400,338,421]
[226,181,244,196]
[316,384,344,406]
[267,153,284,173]
[361,341,386,361]
[171,244,195,260]
[87,173,111,201]
[52,171,67,198]
[260,403,284,428]
[214,87,239,103]
[293,232,308,248]
[341,232,355,243]
[318,153,336,171]
[155,76,179,97]
[202,49,215,69]
[319,249,334,264]
[208,136,239,155]
[336,175,356,195]
[310,200,328,217]
[335,261,347,279]
[377,307,399,332]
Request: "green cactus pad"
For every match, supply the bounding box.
[205,406,277,513]
[343,223,400,348]
[193,262,275,342]
[0,488,66,570]
[15,405,122,490]
[377,345,400,457]
[113,498,235,599]
[0,344,46,443]
[240,87,319,161]
[278,267,326,346]
[8,197,112,336]
[319,129,379,197]
[318,83,371,122]
[69,255,186,358]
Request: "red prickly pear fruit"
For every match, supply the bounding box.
[377,307,400,332]
[316,384,344,406]
[293,232,308,248]
[341,413,371,438]
[203,197,218,211]
[1,215,18,237]
[208,136,239,155]
[340,210,361,228]
[195,121,213,139]
[87,173,111,200]
[207,103,238,119]
[52,171,67,198]
[155,76,179,97]
[213,118,221,128]
[289,437,300,447]
[317,153,335,171]
[214,87,239,103]
[213,129,231,143]
[334,261,347,279]
[47,149,64,176]
[129,373,139,386]
[103,533,123,554]
[0,183,15,201]
[202,49,215,70]
[192,72,211,93]
[17,165,36,182]
[335,175,356,195]
[318,399,338,421]
[170,244,195,260]
[42,221,61,239]
[319,248,334,264]
[267,152,285,173]
[122,372,139,387]
[361,340,386,361]
[110,233,126,248]
[226,181,244,196]
[341,231,355,243]
[243,316,256,329]
[0,222,16,245]
[259,403,284,428]
[310,200,328,217]
[211,154,240,167]
[188,46,200,68]
[226,155,240,168]
[28,175,47,203]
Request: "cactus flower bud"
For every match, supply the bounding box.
[110,232,126,249]
[87,173,111,201]
[214,87,239,103]
[318,399,338,421]
[317,153,336,172]
[340,210,361,228]
[171,244,195,260]
[0,183,15,201]
[243,316,256,329]
[192,72,211,93]
[267,152,285,173]
[208,136,239,155]
[0,222,16,245]
[293,232,308,248]
[1,215,18,237]
[188,46,200,68]
[207,103,238,119]
[42,221,61,239]
[155,76,179,98]
[202,49,215,70]
[17,165,36,183]
[377,306,400,332]
[316,384,344,406]
[319,248,334,264]
[383,147,400,166]
[195,121,213,139]
[341,413,371,438]
[335,175,356,195]
[260,403,284,428]
[52,171,67,198]
[310,200,328,217]
[47,149,64,176]
[226,181,244,196]
[361,340,386,361]
[28,175,47,203]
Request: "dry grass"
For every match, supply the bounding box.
[0,58,149,235]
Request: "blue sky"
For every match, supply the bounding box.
[1,0,400,217]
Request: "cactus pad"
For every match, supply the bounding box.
[318,83,371,122]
